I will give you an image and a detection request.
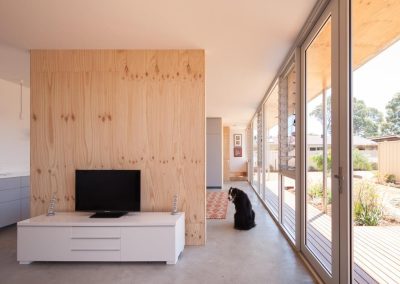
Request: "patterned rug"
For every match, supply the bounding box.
[207,191,229,219]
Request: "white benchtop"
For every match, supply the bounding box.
[18,212,184,227]
[0,171,29,178]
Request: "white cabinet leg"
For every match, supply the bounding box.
[166,259,177,264]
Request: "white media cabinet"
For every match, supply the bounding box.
[17,212,185,264]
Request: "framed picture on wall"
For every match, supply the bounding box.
[233,134,242,147]
[234,146,242,157]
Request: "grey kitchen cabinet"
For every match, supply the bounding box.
[0,176,30,228]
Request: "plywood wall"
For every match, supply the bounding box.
[30,50,205,245]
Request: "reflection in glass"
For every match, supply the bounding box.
[281,67,297,240]
[305,17,332,273]
[264,85,279,217]
[352,1,400,282]
[252,118,258,191]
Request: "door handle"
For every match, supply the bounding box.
[334,167,343,193]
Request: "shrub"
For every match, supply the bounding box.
[370,162,378,171]
[353,149,372,171]
[308,166,317,172]
[308,182,332,204]
[385,174,396,184]
[308,182,323,199]
[353,181,382,226]
[312,150,332,171]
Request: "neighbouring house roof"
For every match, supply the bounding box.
[264,135,377,147]
[371,135,400,143]
[306,135,377,147]
[353,136,378,146]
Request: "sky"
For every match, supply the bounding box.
[261,38,400,138]
[353,39,400,113]
[306,39,400,135]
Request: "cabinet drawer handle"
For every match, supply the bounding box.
[70,249,120,251]
[70,237,120,239]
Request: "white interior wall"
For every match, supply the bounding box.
[0,54,30,176]
[0,43,30,86]
[230,128,247,173]
[0,44,30,175]
[0,78,30,175]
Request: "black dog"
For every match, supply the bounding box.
[228,187,256,230]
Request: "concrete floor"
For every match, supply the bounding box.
[0,181,315,284]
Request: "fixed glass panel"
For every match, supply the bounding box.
[305,16,332,274]
[281,67,297,241]
[258,112,263,196]
[252,118,259,191]
[282,175,296,239]
[247,128,253,185]
[264,84,279,217]
[352,1,400,282]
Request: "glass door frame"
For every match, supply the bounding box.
[258,110,263,196]
[261,109,266,200]
[336,0,351,283]
[300,1,341,283]
[259,60,301,246]
[262,80,280,219]
[279,61,298,244]
[248,0,352,282]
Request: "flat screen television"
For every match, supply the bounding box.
[75,170,140,218]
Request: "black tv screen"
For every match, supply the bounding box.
[75,170,140,212]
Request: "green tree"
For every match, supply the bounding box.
[310,97,383,138]
[382,92,400,135]
[353,98,383,138]
[309,95,332,133]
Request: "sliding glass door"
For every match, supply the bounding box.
[252,117,259,192]
[249,1,400,282]
[260,69,298,243]
[351,0,400,283]
[300,1,400,282]
[280,66,297,241]
[258,111,264,197]
[263,84,279,217]
[301,2,340,282]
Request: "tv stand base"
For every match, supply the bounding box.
[89,211,127,218]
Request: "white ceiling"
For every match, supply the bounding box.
[0,0,317,127]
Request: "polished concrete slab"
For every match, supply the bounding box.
[0,181,315,284]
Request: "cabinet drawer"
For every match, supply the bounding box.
[0,200,20,227]
[70,238,120,251]
[18,227,70,262]
[121,227,174,261]
[20,176,30,187]
[71,227,120,238]
[0,188,20,203]
[20,187,30,199]
[0,177,19,191]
